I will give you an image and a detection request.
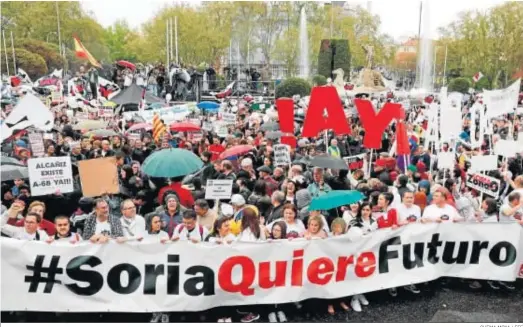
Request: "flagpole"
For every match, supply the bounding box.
[442,45,448,86]
[56,2,62,63]
[432,46,437,90]
[170,18,174,63]
[166,22,169,69]
[10,31,16,73]
[174,16,179,64]
[2,30,9,76]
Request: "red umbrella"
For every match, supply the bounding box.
[170,122,201,132]
[218,145,255,160]
[117,60,136,71]
[126,123,152,133]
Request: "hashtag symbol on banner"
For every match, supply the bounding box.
[24,255,63,293]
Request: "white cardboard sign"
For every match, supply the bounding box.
[205,179,233,200]
[494,139,518,158]
[437,151,455,169]
[469,155,498,173]
[28,157,74,196]
[28,133,45,158]
[221,113,237,125]
[484,79,520,119]
[274,144,291,166]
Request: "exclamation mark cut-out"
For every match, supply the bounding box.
[275,98,296,148]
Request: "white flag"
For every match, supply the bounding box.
[473,72,484,83]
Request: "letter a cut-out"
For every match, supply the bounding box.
[301,87,351,137]
[354,99,404,149]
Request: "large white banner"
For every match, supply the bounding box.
[484,79,521,119]
[123,103,197,123]
[2,224,522,312]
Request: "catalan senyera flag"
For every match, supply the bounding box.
[152,113,167,142]
[73,36,102,68]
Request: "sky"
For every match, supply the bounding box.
[81,0,507,41]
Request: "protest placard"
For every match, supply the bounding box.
[51,91,62,103]
[274,144,291,166]
[469,155,498,173]
[214,123,229,138]
[28,133,45,157]
[221,113,237,125]
[205,179,233,200]
[344,153,365,171]
[437,151,455,169]
[188,131,203,142]
[78,157,119,197]
[466,172,501,198]
[98,107,114,118]
[202,121,213,131]
[28,157,74,196]
[494,139,518,158]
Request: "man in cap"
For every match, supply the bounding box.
[257,166,278,196]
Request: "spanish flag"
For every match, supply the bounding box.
[73,36,102,68]
[152,113,167,142]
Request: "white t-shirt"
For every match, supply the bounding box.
[422,204,460,223]
[237,226,266,242]
[342,211,358,226]
[172,223,209,241]
[95,220,112,236]
[499,204,523,223]
[397,203,422,223]
[267,218,306,239]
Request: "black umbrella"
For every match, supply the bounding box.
[265,131,283,139]
[260,122,280,131]
[1,156,25,167]
[1,164,29,181]
[310,154,348,170]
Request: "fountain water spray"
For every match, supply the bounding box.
[299,7,310,79]
[415,1,433,92]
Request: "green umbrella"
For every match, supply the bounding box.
[142,148,204,178]
[308,190,364,211]
[250,102,271,111]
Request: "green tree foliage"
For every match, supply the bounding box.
[1,48,48,79]
[103,20,139,62]
[312,75,327,86]
[275,77,311,98]
[438,2,523,88]
[17,39,64,71]
[448,77,471,93]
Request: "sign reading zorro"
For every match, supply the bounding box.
[466,172,501,198]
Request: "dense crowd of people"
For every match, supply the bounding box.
[1,63,523,323]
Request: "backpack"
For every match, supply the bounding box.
[176,224,204,240]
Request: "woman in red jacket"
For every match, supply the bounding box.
[375,192,399,230]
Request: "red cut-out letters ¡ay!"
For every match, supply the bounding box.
[353,99,405,149]
[276,87,405,150]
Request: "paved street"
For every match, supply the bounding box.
[3,279,522,323]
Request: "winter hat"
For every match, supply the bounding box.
[296,189,312,210]
[230,194,246,206]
